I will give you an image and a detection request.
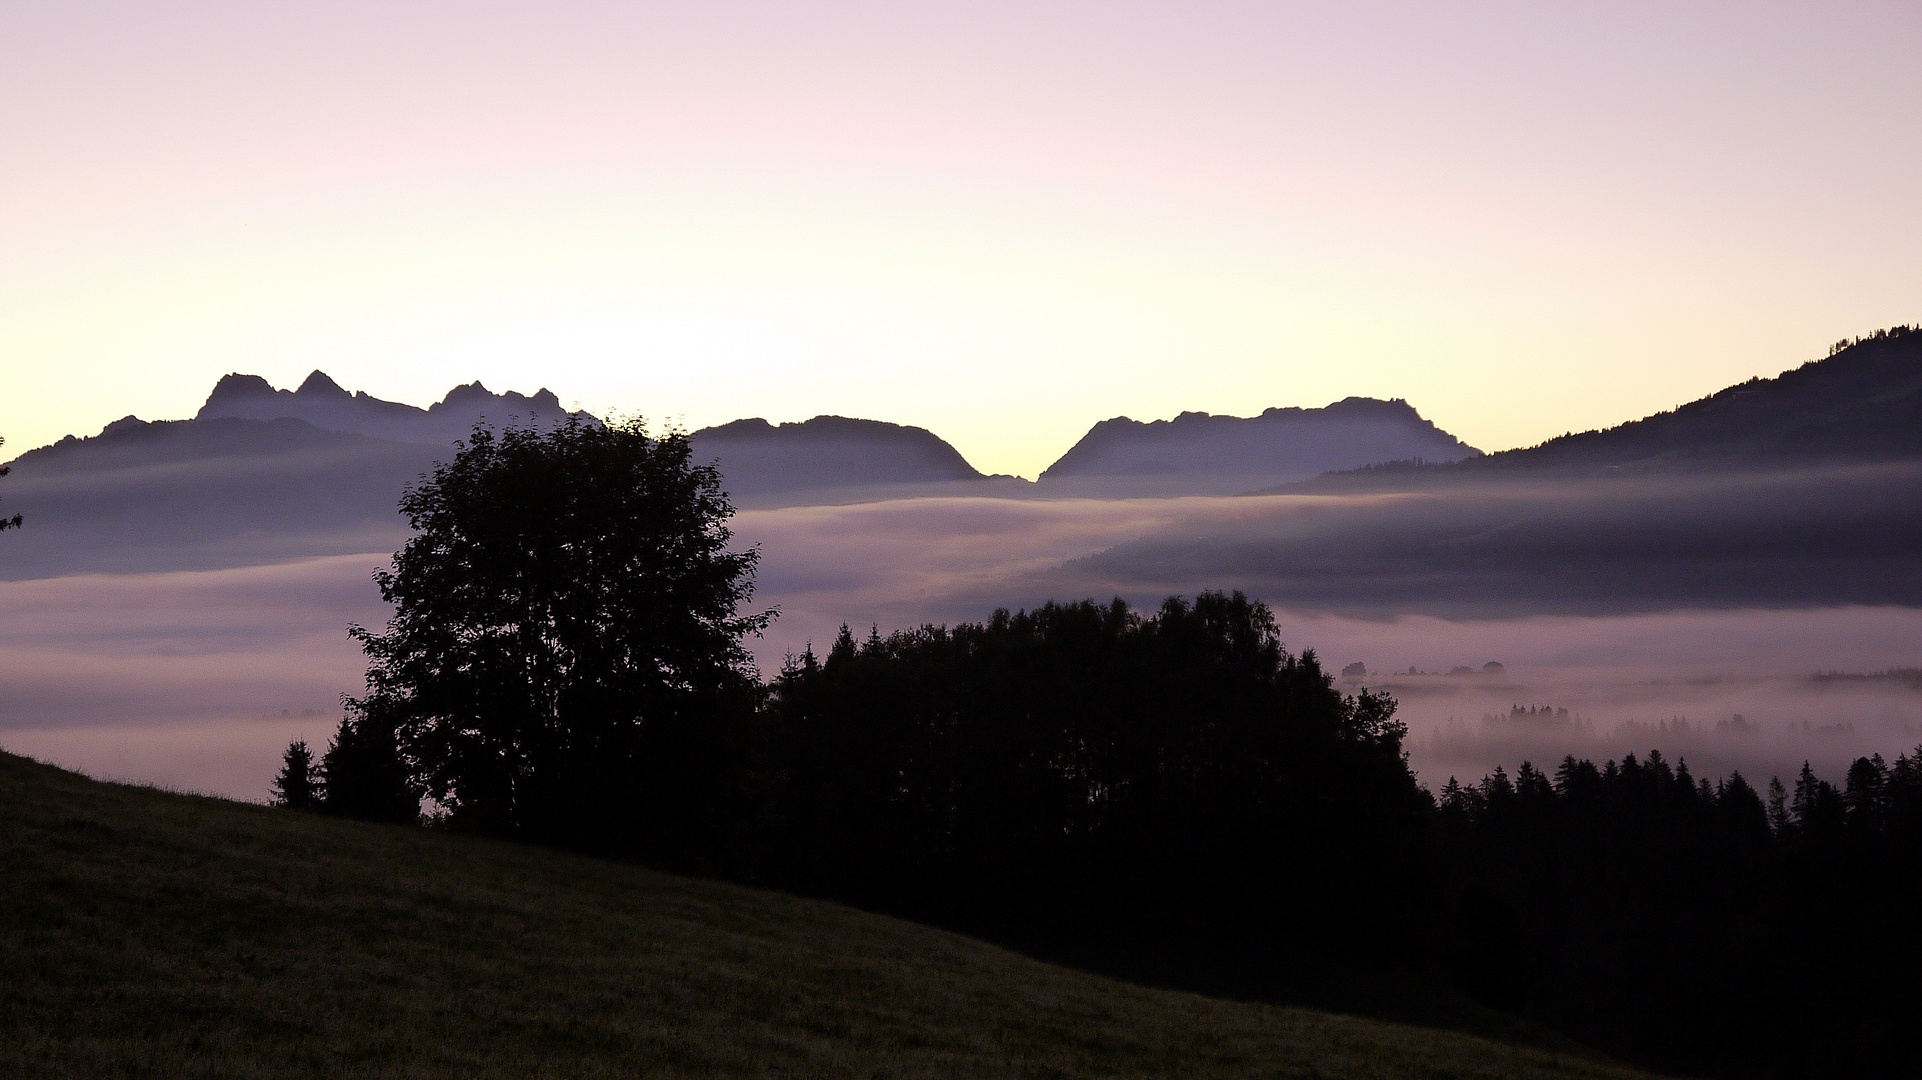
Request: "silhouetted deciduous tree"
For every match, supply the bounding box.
[349,417,770,859]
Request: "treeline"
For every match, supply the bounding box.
[1828,323,1915,356]
[1435,749,1922,1079]
[271,727,416,824]
[760,594,1429,990]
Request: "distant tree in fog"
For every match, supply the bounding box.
[1767,775,1791,834]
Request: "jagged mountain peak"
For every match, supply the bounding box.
[204,373,278,405]
[294,370,350,398]
[195,372,590,445]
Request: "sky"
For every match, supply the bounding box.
[3,1,1919,478]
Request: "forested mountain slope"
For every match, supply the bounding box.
[1491,326,1922,470]
[1292,327,1922,493]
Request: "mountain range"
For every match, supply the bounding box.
[0,371,1493,578]
[196,370,593,443]
[3,328,1918,595]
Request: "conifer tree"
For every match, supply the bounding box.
[272,739,319,810]
[1766,776,1791,834]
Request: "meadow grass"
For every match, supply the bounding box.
[0,751,1661,1079]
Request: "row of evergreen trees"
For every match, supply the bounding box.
[1435,747,1922,1079]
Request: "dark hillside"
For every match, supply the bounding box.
[1481,326,1922,470]
[0,752,1649,1079]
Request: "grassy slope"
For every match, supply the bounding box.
[0,752,1658,1080]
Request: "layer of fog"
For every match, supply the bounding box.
[5,483,1919,801]
[0,556,387,799]
[1060,461,1922,616]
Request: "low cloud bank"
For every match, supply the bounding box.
[0,556,387,798]
[1050,462,1922,616]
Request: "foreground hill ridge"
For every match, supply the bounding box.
[0,751,1650,1080]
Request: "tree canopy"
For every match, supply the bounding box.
[763,592,1431,990]
[347,417,771,855]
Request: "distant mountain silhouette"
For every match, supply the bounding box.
[689,416,1018,504]
[1039,397,1480,497]
[198,373,1012,502]
[0,415,433,579]
[0,377,1016,577]
[0,371,591,578]
[197,371,590,444]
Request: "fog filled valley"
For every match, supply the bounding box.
[7,502,1920,805]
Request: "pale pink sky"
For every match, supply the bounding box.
[4,1,1919,475]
